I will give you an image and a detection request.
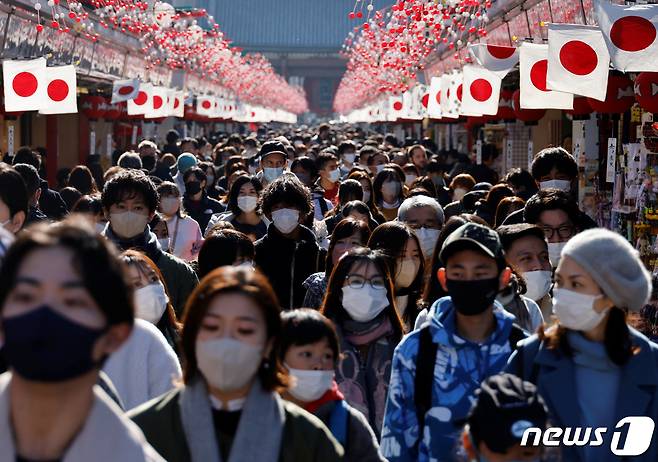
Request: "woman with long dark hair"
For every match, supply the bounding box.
[368,222,425,331]
[321,248,404,436]
[506,228,658,462]
[372,167,405,222]
[347,171,386,224]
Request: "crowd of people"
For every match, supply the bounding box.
[0,123,657,461]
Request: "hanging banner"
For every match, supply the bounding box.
[520,43,573,109]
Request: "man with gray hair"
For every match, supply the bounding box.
[397,195,445,261]
[117,152,143,171]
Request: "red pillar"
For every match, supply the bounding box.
[45,115,58,186]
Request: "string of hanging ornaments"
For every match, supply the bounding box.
[334,0,490,114]
[29,1,307,114]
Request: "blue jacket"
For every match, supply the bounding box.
[380,297,521,462]
[506,328,658,462]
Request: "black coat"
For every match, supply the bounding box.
[254,224,324,310]
[39,179,67,219]
[183,193,226,233]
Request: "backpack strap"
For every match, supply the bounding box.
[414,325,438,439]
[328,399,349,446]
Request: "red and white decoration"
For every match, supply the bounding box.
[38,65,77,115]
[196,95,215,117]
[461,65,502,116]
[2,58,47,112]
[426,77,442,119]
[168,90,185,118]
[127,83,152,116]
[468,44,520,78]
[145,86,168,119]
[441,74,460,119]
[547,24,610,101]
[520,43,573,110]
[596,0,658,72]
[111,78,140,103]
[388,95,405,121]
[634,72,658,113]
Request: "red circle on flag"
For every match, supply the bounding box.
[559,40,598,75]
[530,60,549,92]
[12,72,38,98]
[422,93,429,108]
[610,16,656,52]
[457,84,463,102]
[134,91,147,105]
[436,90,441,104]
[393,101,403,111]
[487,44,515,59]
[470,79,493,102]
[47,79,69,102]
[153,95,163,109]
[174,98,180,109]
[118,85,134,95]
[202,100,211,109]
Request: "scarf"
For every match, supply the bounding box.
[103,225,161,263]
[179,378,285,462]
[305,380,344,414]
[343,315,393,346]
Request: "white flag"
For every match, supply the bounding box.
[388,95,404,121]
[596,0,658,72]
[145,86,168,119]
[127,83,152,116]
[197,95,214,117]
[2,58,47,112]
[547,24,610,101]
[461,65,502,116]
[520,43,573,110]
[441,74,460,119]
[426,77,442,119]
[468,43,519,78]
[111,78,140,103]
[39,65,77,114]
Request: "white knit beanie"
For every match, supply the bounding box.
[561,228,651,312]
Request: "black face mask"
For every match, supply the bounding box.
[446,277,500,316]
[142,156,156,171]
[186,181,202,196]
[2,305,106,382]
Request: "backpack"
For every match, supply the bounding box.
[328,399,349,447]
[413,323,527,433]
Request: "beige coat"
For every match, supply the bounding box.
[0,372,163,462]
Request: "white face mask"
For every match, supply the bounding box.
[552,288,608,331]
[263,167,284,182]
[540,179,571,192]
[196,338,263,392]
[405,174,417,186]
[547,241,567,268]
[328,168,340,183]
[271,208,300,234]
[134,282,169,324]
[523,270,553,301]
[342,285,389,322]
[415,227,440,259]
[160,196,180,216]
[237,195,258,213]
[362,191,371,203]
[453,188,468,201]
[343,153,356,164]
[158,237,170,252]
[396,257,420,289]
[110,211,150,239]
[287,367,334,402]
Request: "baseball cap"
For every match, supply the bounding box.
[440,222,505,266]
[258,140,288,161]
[467,373,548,454]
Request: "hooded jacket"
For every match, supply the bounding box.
[380,297,520,462]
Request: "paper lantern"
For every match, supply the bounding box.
[103,99,123,120]
[634,72,658,113]
[80,95,106,120]
[512,89,546,123]
[587,74,634,114]
[496,89,516,121]
[566,97,592,118]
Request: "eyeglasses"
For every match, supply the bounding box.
[541,224,574,240]
[344,275,387,290]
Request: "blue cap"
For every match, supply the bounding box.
[176,153,197,174]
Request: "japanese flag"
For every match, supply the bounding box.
[145,86,168,119]
[596,0,658,72]
[39,65,77,115]
[111,78,140,103]
[440,74,460,119]
[2,58,47,112]
[127,83,152,116]
[468,43,519,78]
[388,95,404,121]
[547,24,610,101]
[197,95,214,117]
[520,43,573,110]
[426,77,442,118]
[461,65,502,116]
[169,90,184,117]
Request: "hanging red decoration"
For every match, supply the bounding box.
[80,95,107,120]
[512,90,546,123]
[634,72,658,114]
[103,99,123,120]
[495,89,516,121]
[587,74,634,114]
[566,97,592,117]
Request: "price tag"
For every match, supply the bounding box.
[7,125,15,156]
[106,134,113,157]
[606,137,617,183]
[131,125,138,145]
[527,140,534,170]
[476,139,482,165]
[90,131,96,156]
[506,138,513,170]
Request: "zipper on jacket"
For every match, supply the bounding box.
[289,242,299,310]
